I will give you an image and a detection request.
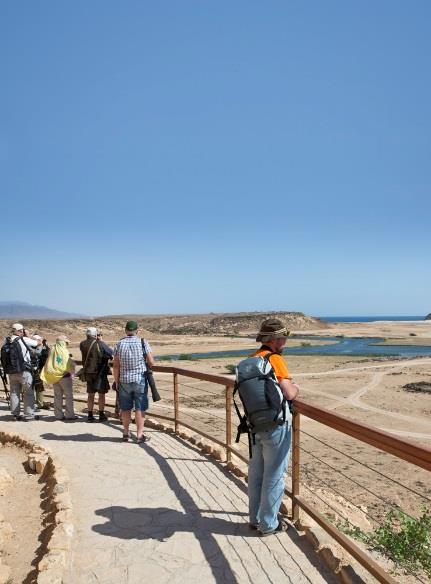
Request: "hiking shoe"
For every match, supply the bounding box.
[98,412,108,422]
[136,434,151,444]
[87,412,95,423]
[258,517,290,537]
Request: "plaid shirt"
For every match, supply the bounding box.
[114,336,152,383]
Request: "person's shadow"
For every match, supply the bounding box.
[40,432,122,443]
[92,442,251,583]
[93,505,248,541]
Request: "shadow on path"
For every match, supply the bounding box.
[40,432,122,443]
[158,431,248,495]
[93,442,243,584]
[93,505,249,540]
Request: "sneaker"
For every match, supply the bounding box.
[13,415,24,421]
[87,412,95,423]
[25,415,40,421]
[34,406,41,412]
[136,434,151,444]
[98,412,108,422]
[258,517,290,537]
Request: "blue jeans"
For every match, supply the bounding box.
[119,375,149,412]
[248,422,292,533]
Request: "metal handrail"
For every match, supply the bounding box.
[150,364,430,584]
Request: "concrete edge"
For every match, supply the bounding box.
[0,430,74,584]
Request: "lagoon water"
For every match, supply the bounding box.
[163,336,431,361]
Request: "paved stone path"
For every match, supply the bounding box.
[0,409,338,584]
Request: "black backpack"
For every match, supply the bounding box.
[1,337,26,374]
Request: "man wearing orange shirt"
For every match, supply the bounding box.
[248,318,299,536]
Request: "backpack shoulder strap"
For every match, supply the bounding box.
[83,340,97,368]
[19,337,32,359]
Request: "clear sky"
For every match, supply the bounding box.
[1,1,430,316]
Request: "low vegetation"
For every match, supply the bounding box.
[339,507,431,578]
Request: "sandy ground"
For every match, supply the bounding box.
[0,443,44,584]
[310,320,431,340]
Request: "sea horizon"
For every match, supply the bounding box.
[320,316,427,323]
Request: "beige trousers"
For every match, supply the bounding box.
[53,376,75,419]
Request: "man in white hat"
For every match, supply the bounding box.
[0,323,39,420]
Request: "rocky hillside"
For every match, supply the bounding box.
[0,311,325,340]
[140,311,325,335]
[426,314,431,320]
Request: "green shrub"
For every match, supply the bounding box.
[339,507,431,578]
[301,341,311,347]
[225,364,236,374]
[178,353,193,360]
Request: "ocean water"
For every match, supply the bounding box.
[320,316,426,323]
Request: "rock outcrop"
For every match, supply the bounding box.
[138,311,325,335]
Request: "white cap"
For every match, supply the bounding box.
[32,334,43,341]
[12,323,24,331]
[86,327,98,337]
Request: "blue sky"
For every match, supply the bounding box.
[1,1,430,316]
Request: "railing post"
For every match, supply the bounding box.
[292,409,300,523]
[225,385,232,463]
[174,372,179,434]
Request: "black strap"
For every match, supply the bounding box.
[141,338,151,371]
[83,340,97,369]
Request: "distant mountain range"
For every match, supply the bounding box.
[0,301,84,319]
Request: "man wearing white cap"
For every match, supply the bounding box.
[80,327,110,422]
[0,323,39,420]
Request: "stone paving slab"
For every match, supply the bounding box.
[0,407,338,584]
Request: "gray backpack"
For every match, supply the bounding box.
[234,352,288,456]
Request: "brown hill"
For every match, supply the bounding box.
[0,311,325,342]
